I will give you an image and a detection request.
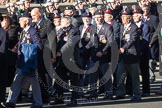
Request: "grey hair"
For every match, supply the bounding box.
[61,16,72,25]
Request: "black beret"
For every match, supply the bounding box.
[82,12,92,18]
[94,9,104,16]
[104,8,113,15]
[121,8,133,15]
[53,13,60,18]
[132,8,143,14]
[89,3,97,8]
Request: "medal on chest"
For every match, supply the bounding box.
[99,35,107,44]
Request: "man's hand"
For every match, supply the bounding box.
[51,58,56,64]
[56,52,62,57]
[96,51,103,57]
[119,48,125,54]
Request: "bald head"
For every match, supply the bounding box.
[31,8,42,22]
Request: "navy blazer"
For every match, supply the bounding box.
[94,22,113,63]
[137,21,150,51]
[97,22,113,52]
[142,14,159,42]
[79,24,96,49]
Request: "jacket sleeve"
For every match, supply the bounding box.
[61,28,80,53]
[31,29,42,50]
[102,25,113,52]
[47,21,56,58]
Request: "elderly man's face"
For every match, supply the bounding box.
[53,18,61,26]
[61,18,69,28]
[133,13,142,23]
[31,10,41,22]
[142,7,150,16]
[104,14,113,23]
[121,15,131,25]
[82,17,91,25]
[94,15,104,25]
[19,17,28,28]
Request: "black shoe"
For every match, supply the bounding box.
[1,102,15,108]
[142,93,150,97]
[49,99,64,105]
[30,105,42,108]
[150,76,156,82]
[130,96,141,101]
[42,99,49,104]
[66,100,78,107]
[87,94,98,100]
[112,96,125,100]
[103,95,113,100]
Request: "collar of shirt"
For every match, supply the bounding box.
[81,25,89,38]
[124,22,131,30]
[136,21,142,28]
[36,18,43,26]
[24,25,30,32]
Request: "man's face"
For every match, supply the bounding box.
[133,13,142,23]
[10,6,15,12]
[46,5,54,13]
[94,15,103,25]
[53,18,61,26]
[61,18,69,28]
[25,1,30,8]
[31,11,41,22]
[82,17,92,25]
[89,7,97,15]
[19,18,27,28]
[142,7,150,16]
[54,3,59,9]
[104,14,113,23]
[64,10,73,16]
[19,4,25,10]
[121,15,131,25]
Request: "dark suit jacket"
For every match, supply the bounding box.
[94,22,113,63]
[120,22,140,64]
[79,24,96,49]
[149,21,162,75]
[60,24,80,53]
[111,20,121,41]
[0,28,7,54]
[142,14,159,42]
[33,18,56,58]
[137,21,150,51]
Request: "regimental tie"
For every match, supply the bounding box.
[97,26,100,34]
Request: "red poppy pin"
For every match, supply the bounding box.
[37,26,41,30]
[146,17,150,21]
[86,27,90,32]
[128,27,131,31]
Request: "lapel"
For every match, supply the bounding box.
[120,24,124,38]
[81,24,91,38]
[98,22,105,35]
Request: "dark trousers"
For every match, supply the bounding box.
[0,54,7,102]
[37,51,49,102]
[140,47,150,94]
[54,64,69,98]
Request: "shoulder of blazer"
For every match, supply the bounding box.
[79,25,84,31]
